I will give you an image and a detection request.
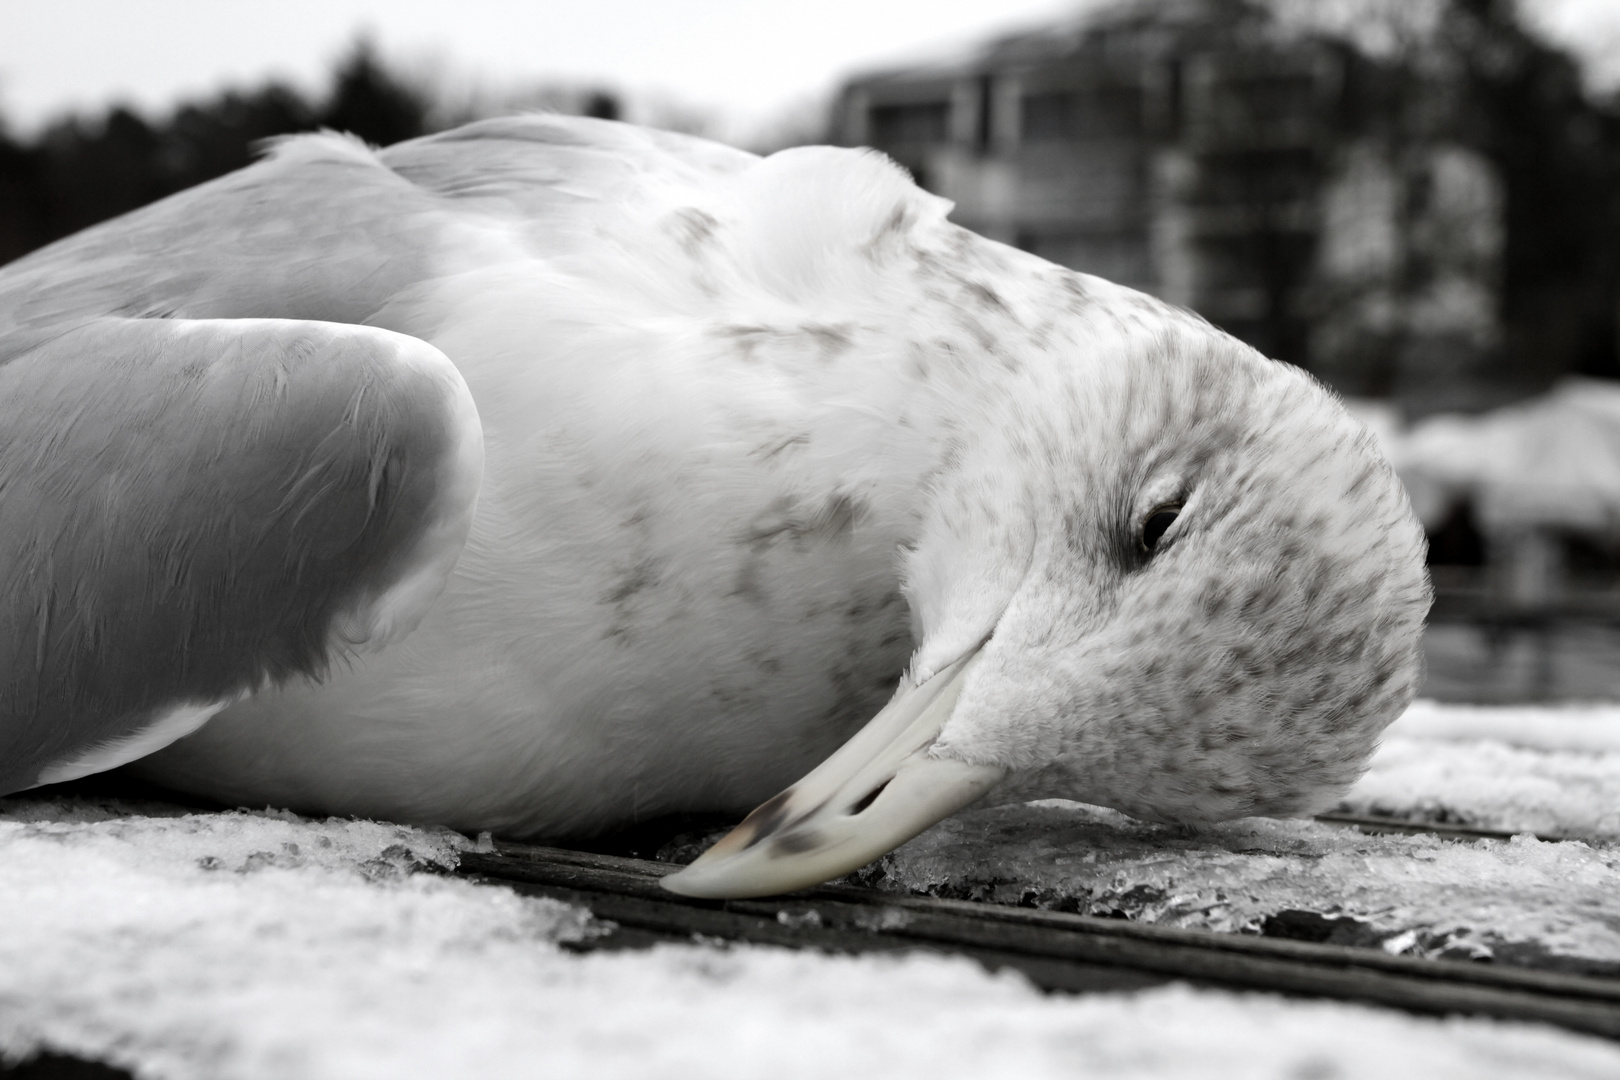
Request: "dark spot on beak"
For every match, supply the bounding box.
[736,790,795,850]
[849,777,891,816]
[771,828,825,856]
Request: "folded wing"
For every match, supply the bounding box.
[0,316,482,792]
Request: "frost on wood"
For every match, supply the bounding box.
[857,699,1620,969]
[5,699,1620,1079]
[0,802,599,1079]
[1341,699,1620,838]
[858,803,1618,965]
[2,797,1618,1080]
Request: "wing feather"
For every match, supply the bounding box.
[0,317,481,793]
[0,134,439,332]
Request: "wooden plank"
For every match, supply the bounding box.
[542,879,1167,994]
[1311,811,1570,844]
[458,842,1620,1041]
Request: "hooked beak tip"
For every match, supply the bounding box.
[659,650,1004,899]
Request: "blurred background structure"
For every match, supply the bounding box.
[3,0,1620,701]
[836,0,1620,701]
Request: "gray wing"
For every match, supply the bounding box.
[0,316,481,794]
[379,114,756,220]
[0,135,445,334]
[0,115,759,336]
[0,113,739,792]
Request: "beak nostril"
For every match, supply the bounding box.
[849,777,892,816]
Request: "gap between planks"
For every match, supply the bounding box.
[457,840,1620,1043]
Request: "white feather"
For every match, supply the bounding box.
[96,117,1430,839]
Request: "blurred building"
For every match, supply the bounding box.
[833,0,1570,418]
[838,0,1620,699]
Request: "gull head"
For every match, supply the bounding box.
[664,268,1430,898]
[921,323,1431,824]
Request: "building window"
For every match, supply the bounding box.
[1229,74,1318,125]
[1190,68,1323,142]
[1190,147,1320,207]
[869,102,951,146]
[1022,85,1143,141]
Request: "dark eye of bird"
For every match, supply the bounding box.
[1139,504,1182,553]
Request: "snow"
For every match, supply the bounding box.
[4,699,1620,1078]
[1394,378,1620,535]
[1344,700,1620,838]
[866,806,1620,961]
[866,698,1620,963]
[1390,698,1620,753]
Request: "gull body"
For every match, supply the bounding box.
[0,117,1430,893]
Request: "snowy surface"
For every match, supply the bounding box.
[1394,378,1620,534]
[865,698,1620,964]
[1390,698,1620,752]
[866,807,1620,963]
[1342,699,1620,838]
[4,700,1620,1078]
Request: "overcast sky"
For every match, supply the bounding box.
[0,0,1081,142]
[1,0,1617,144]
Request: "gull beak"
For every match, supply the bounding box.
[660,649,1005,899]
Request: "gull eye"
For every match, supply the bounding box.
[1139,503,1182,553]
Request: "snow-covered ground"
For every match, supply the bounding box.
[4,700,1620,1079]
[1345,699,1620,837]
[862,699,1620,967]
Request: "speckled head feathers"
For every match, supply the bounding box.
[901,274,1433,822]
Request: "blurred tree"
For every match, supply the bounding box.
[164,84,316,191]
[0,127,46,264]
[0,39,433,267]
[319,40,429,147]
[581,91,620,121]
[1439,0,1620,384]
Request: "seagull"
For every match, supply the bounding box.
[0,116,1430,898]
